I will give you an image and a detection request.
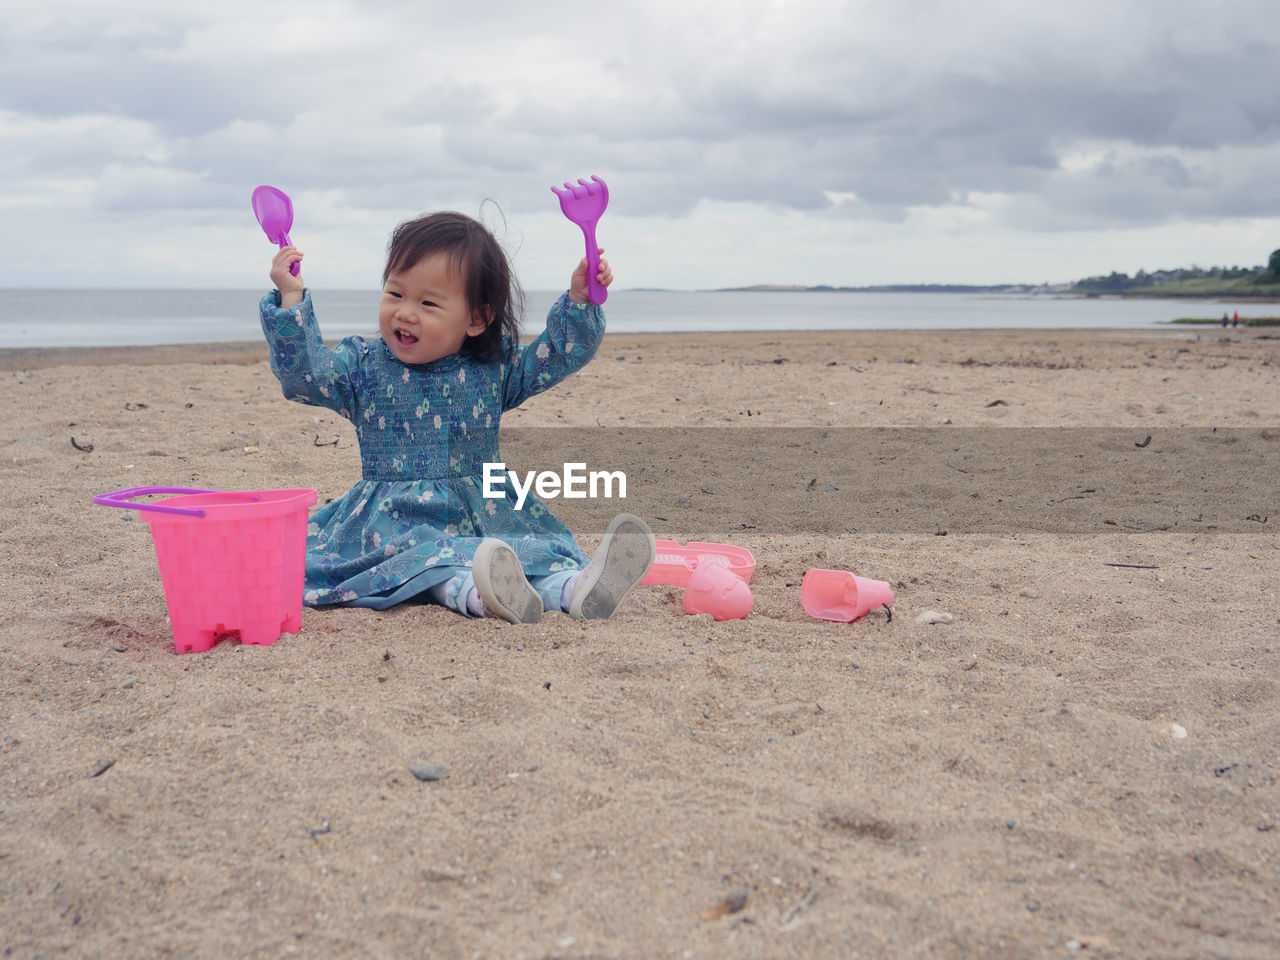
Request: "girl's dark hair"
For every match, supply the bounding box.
[383,210,524,362]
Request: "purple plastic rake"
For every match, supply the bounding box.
[551,175,609,305]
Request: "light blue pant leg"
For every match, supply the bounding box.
[426,569,477,617]
[529,570,579,614]
[430,568,579,617]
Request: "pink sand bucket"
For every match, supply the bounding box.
[801,568,894,623]
[94,486,316,653]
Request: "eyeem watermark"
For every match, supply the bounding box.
[483,462,627,510]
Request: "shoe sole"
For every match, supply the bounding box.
[569,514,656,620]
[472,539,542,624]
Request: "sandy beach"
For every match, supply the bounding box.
[2,324,1278,958]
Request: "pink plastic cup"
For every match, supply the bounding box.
[683,562,753,621]
[801,568,894,622]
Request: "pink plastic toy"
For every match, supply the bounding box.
[251,184,301,276]
[801,569,894,622]
[642,539,756,587]
[94,486,316,653]
[683,562,753,621]
[551,175,609,305]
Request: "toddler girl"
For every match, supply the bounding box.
[258,210,655,623]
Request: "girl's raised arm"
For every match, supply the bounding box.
[259,290,362,419]
[501,293,605,410]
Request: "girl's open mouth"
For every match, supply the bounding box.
[395,330,419,347]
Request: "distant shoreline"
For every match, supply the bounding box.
[715,283,1280,301]
[716,283,1044,294]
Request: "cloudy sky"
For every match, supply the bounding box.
[2,0,1278,291]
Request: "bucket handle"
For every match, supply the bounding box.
[93,486,220,518]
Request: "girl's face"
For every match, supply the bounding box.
[379,252,488,365]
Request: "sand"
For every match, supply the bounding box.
[1,324,1278,958]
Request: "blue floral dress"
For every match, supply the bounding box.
[258,289,604,608]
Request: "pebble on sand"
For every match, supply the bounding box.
[1067,935,1111,950]
[700,888,749,921]
[409,761,445,782]
[1161,723,1188,740]
[916,610,955,625]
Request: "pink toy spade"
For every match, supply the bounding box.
[551,175,608,305]
[251,185,300,276]
[801,569,895,623]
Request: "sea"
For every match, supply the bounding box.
[0,287,1263,349]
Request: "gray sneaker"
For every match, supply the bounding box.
[472,539,542,624]
[568,514,657,620]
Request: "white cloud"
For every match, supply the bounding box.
[0,0,1278,288]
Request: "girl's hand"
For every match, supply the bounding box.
[270,246,305,307]
[568,248,612,304]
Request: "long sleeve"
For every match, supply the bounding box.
[501,293,605,411]
[259,290,365,419]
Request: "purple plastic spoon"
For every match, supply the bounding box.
[551,175,609,305]
[251,185,300,276]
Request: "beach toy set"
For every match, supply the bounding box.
[186,176,883,650]
[94,486,316,653]
[644,539,893,624]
